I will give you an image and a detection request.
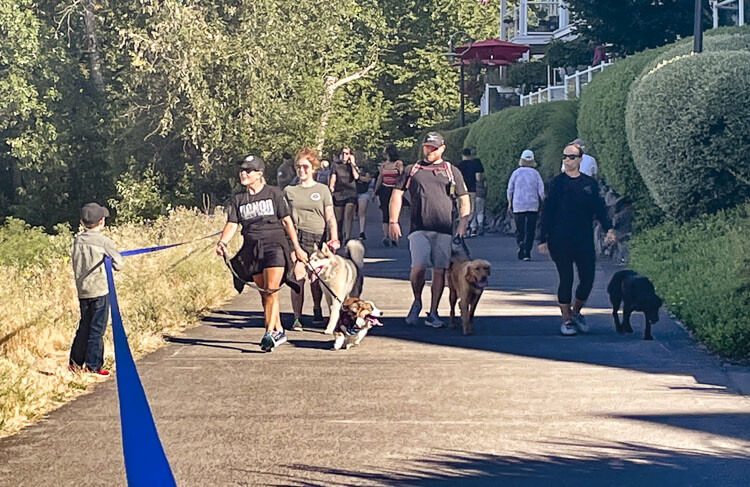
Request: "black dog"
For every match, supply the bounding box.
[607,270,663,340]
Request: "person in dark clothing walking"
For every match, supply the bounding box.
[457,148,485,237]
[328,148,359,242]
[389,132,471,328]
[216,155,307,352]
[539,142,616,336]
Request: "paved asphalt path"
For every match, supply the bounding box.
[1,204,749,486]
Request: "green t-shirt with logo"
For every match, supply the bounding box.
[283,182,333,235]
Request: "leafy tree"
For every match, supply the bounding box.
[377,0,500,146]
[1,0,504,226]
[566,0,708,55]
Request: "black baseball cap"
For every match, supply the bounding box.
[239,154,265,172]
[422,132,445,148]
[81,203,110,226]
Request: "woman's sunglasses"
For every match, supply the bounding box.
[562,153,581,160]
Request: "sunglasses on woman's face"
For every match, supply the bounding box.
[562,153,581,160]
[296,164,312,171]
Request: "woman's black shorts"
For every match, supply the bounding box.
[297,230,325,255]
[251,243,286,275]
[333,196,357,207]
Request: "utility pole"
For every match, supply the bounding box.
[459,61,466,127]
[693,0,703,53]
[445,31,472,128]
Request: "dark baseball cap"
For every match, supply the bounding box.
[422,132,445,148]
[239,154,265,172]
[81,203,110,226]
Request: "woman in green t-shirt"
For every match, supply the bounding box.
[284,148,340,330]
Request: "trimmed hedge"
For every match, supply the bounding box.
[577,46,669,230]
[629,202,750,359]
[626,51,750,221]
[442,126,471,166]
[464,100,578,212]
[642,32,750,78]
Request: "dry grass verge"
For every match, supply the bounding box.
[0,208,236,437]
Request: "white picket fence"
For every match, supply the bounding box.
[520,61,611,106]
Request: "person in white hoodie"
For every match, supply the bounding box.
[507,150,545,261]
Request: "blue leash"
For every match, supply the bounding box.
[105,231,219,486]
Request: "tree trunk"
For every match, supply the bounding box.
[315,60,377,155]
[82,0,105,95]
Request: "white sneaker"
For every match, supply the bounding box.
[424,313,445,328]
[560,321,578,336]
[405,300,422,326]
[571,313,588,332]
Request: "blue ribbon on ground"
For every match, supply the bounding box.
[104,231,220,486]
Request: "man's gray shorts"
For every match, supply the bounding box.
[408,230,452,269]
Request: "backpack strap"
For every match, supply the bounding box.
[404,161,455,190]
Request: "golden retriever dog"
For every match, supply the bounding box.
[447,257,491,335]
[333,298,383,350]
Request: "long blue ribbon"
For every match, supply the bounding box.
[106,257,176,486]
[104,231,220,486]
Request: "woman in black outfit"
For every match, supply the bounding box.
[538,142,616,336]
[215,155,307,352]
[328,147,359,242]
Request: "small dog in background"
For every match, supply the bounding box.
[607,270,663,340]
[447,256,491,335]
[333,298,383,350]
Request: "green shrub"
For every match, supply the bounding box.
[629,203,750,359]
[108,166,166,224]
[577,46,669,230]
[441,126,471,165]
[642,32,750,76]
[530,100,579,181]
[463,101,578,212]
[0,218,71,267]
[626,51,750,221]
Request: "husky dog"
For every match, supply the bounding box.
[447,256,491,335]
[307,239,365,334]
[333,298,383,350]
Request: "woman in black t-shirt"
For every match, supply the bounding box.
[328,147,359,241]
[216,155,307,352]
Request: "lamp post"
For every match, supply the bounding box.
[693,0,703,53]
[444,31,473,127]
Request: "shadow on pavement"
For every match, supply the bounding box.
[365,316,738,396]
[614,413,750,442]
[163,335,263,354]
[268,441,750,486]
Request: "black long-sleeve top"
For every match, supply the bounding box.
[539,173,610,245]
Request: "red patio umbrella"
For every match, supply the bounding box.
[454,38,529,64]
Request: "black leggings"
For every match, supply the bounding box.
[549,241,596,304]
[378,187,394,223]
